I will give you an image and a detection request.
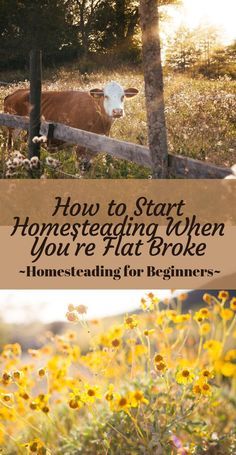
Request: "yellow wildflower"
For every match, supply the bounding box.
[176,369,194,385]
[199,308,211,319]
[143,329,155,337]
[203,293,214,305]
[203,340,222,359]
[156,312,165,325]
[38,368,46,378]
[200,369,214,381]
[66,311,79,323]
[221,362,236,377]
[201,382,212,396]
[218,291,229,301]
[140,298,147,310]
[111,338,121,348]
[155,361,167,373]
[178,293,188,301]
[200,323,211,336]
[193,380,211,396]
[75,304,87,315]
[114,395,130,412]
[220,308,234,321]
[154,354,164,363]
[230,298,236,311]
[83,384,101,403]
[225,349,236,361]
[129,390,149,407]
[124,315,138,329]
[105,384,115,402]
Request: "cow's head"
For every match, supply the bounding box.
[90,81,139,119]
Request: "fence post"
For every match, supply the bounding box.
[28,49,42,159]
[139,0,168,178]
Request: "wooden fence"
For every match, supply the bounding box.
[0,112,232,179]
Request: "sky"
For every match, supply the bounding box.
[165,0,236,44]
[0,289,187,324]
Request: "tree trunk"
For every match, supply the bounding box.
[139,0,168,178]
[28,49,42,159]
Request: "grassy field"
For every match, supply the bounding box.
[0,291,236,454]
[0,66,236,178]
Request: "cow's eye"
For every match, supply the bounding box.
[121,96,124,101]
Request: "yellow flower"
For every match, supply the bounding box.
[220,308,234,321]
[199,308,211,319]
[38,368,46,378]
[124,315,138,329]
[176,369,194,385]
[218,291,229,301]
[111,338,121,348]
[230,298,236,311]
[68,389,83,409]
[178,293,188,301]
[105,384,115,402]
[75,304,87,315]
[129,390,149,407]
[166,310,177,321]
[221,362,236,377]
[155,361,167,373]
[66,311,79,323]
[194,309,210,323]
[203,340,222,359]
[192,383,202,395]
[193,380,212,396]
[225,349,236,361]
[156,312,165,325]
[203,293,214,305]
[154,354,164,363]
[134,345,147,357]
[201,382,212,396]
[143,329,155,337]
[113,394,131,412]
[200,369,214,380]
[1,393,14,403]
[199,323,211,336]
[140,298,147,310]
[66,330,77,341]
[83,384,101,403]
[174,314,191,324]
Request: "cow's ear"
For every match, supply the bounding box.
[90,88,104,98]
[124,88,139,98]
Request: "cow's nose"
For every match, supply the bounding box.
[112,108,124,118]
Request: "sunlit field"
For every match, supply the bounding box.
[0,291,236,454]
[0,67,235,179]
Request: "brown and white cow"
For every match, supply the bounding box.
[4,81,139,168]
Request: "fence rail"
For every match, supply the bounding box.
[0,112,232,179]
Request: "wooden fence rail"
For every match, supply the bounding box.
[0,112,232,179]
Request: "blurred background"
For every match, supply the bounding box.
[0,289,235,351]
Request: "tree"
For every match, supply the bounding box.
[0,0,75,68]
[165,24,220,74]
[198,41,236,79]
[140,0,169,178]
[65,0,105,56]
[165,26,201,72]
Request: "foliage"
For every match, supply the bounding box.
[165,25,236,79]
[0,0,75,69]
[0,291,236,453]
[0,0,182,70]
